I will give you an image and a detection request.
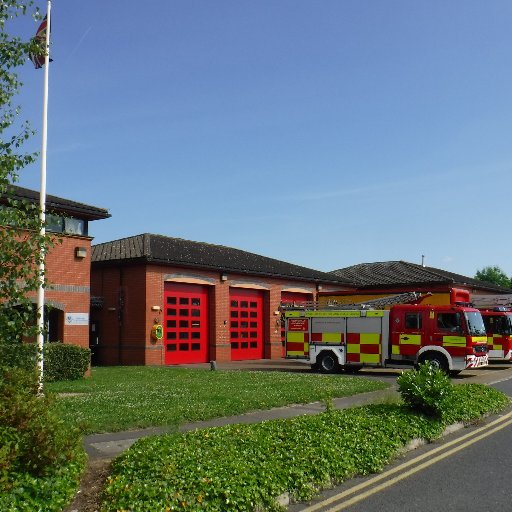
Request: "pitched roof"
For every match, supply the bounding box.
[1,185,110,221]
[92,233,352,285]
[330,260,512,293]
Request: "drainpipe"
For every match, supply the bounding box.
[117,268,124,364]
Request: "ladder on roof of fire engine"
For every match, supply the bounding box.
[471,294,512,309]
[281,291,422,311]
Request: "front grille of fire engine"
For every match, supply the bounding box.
[474,345,488,354]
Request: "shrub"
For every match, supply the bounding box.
[0,367,82,474]
[397,362,453,417]
[0,367,86,511]
[0,343,37,372]
[0,426,20,489]
[0,342,90,381]
[44,343,90,382]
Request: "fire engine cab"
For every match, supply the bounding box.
[471,295,512,362]
[283,293,489,374]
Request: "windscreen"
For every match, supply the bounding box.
[499,315,512,335]
[464,312,487,336]
[507,316,512,335]
[482,315,512,335]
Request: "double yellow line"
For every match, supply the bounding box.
[301,410,512,511]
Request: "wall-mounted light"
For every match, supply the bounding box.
[75,247,87,258]
[107,307,116,312]
[317,284,323,291]
[151,305,161,312]
[220,274,228,281]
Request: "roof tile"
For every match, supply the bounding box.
[331,260,512,292]
[92,233,352,285]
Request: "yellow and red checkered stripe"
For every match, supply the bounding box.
[487,334,504,351]
[346,332,381,363]
[286,331,309,357]
[392,334,422,356]
[311,332,344,344]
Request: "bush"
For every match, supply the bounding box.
[44,343,90,382]
[0,343,37,372]
[0,342,90,381]
[0,367,86,511]
[397,362,453,417]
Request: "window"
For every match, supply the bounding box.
[437,313,461,332]
[46,214,63,232]
[46,214,88,236]
[405,313,422,330]
[64,217,85,235]
[484,315,512,336]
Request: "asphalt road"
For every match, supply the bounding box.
[289,362,512,512]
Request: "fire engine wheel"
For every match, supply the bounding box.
[318,352,340,374]
[419,353,449,374]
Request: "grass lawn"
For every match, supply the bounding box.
[45,366,389,434]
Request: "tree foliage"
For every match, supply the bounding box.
[474,265,512,289]
[0,1,54,342]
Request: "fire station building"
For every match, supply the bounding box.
[90,233,352,365]
[9,186,511,367]
[2,186,110,348]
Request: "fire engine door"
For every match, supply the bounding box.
[391,310,424,359]
[432,310,466,357]
[483,315,507,358]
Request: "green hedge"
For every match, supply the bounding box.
[44,344,90,382]
[0,343,90,381]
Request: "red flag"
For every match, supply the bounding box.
[30,16,51,69]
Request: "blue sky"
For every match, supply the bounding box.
[13,1,512,278]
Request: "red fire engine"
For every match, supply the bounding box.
[471,295,512,362]
[283,293,488,374]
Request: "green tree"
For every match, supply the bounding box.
[474,265,512,289]
[0,1,54,343]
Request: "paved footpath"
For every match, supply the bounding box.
[84,360,512,461]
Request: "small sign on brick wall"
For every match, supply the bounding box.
[65,313,89,326]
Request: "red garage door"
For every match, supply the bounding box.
[230,289,264,361]
[280,291,313,356]
[164,283,209,364]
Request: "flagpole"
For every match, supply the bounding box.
[36,0,51,394]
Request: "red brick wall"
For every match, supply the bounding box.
[25,235,93,349]
[91,261,348,366]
